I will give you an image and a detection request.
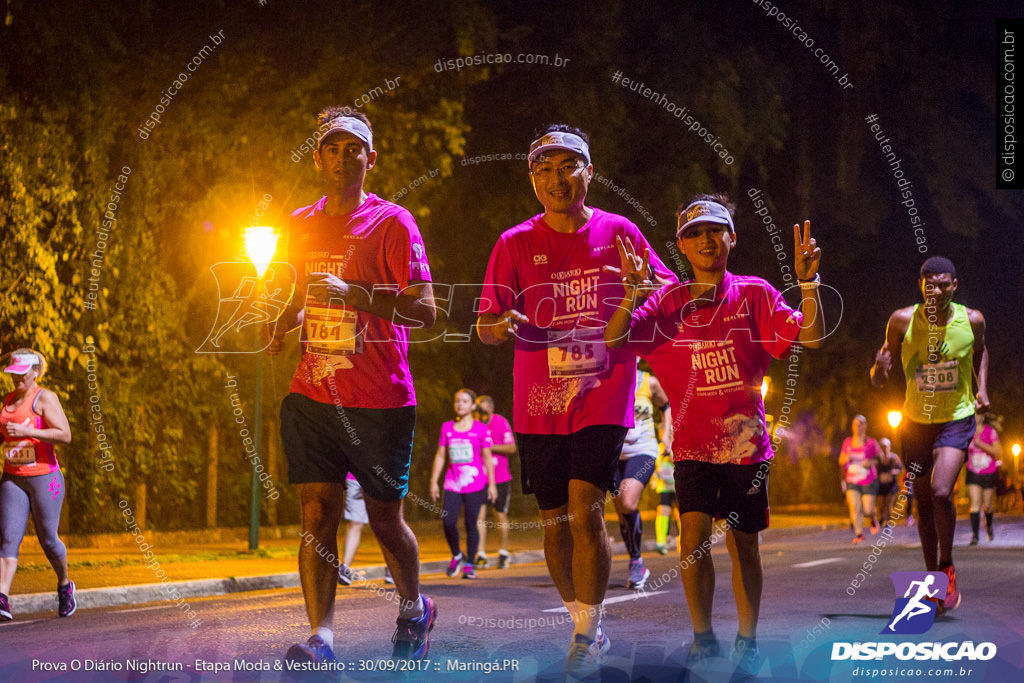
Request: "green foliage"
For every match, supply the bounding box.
[2,1,1020,532]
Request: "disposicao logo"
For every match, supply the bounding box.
[830,571,997,663]
[883,571,947,635]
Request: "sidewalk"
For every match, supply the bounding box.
[8,507,855,617]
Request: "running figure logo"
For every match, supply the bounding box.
[196,262,295,353]
[882,571,948,634]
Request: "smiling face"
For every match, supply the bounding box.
[313,131,376,194]
[454,391,475,418]
[677,222,735,275]
[529,149,591,217]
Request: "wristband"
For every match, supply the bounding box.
[798,273,821,290]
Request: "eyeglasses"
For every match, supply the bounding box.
[530,160,586,181]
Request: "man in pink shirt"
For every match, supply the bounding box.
[606,193,826,674]
[477,125,674,674]
[267,108,437,664]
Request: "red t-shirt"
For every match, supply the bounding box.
[439,420,494,493]
[841,437,881,486]
[484,413,514,484]
[287,194,432,408]
[623,272,802,465]
[479,208,675,434]
[967,425,999,475]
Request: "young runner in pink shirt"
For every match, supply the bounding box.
[606,193,826,675]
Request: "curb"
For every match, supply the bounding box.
[10,523,839,617]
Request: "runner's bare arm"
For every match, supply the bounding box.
[793,221,825,348]
[490,442,516,456]
[4,390,72,445]
[969,308,989,411]
[870,309,911,387]
[429,445,446,501]
[340,280,437,329]
[483,446,498,503]
[971,429,1000,457]
[476,310,529,346]
[263,301,303,355]
[649,375,673,451]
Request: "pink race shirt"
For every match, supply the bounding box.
[967,424,999,475]
[841,437,881,486]
[479,209,675,435]
[623,271,802,465]
[484,413,514,484]
[440,420,494,493]
[287,194,432,409]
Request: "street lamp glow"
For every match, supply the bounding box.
[887,411,903,429]
[244,226,279,278]
[1013,443,1022,457]
[760,378,770,399]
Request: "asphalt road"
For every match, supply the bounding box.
[2,522,1022,683]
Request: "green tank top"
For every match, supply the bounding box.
[901,302,975,424]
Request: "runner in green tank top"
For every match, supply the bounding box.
[870,257,989,615]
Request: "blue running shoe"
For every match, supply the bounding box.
[285,635,337,664]
[392,595,436,659]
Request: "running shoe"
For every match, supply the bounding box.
[563,626,609,677]
[852,533,864,544]
[869,518,880,535]
[685,634,722,667]
[926,596,946,618]
[627,559,650,590]
[338,563,355,586]
[462,565,478,580]
[655,543,668,556]
[57,580,77,618]
[969,534,979,546]
[392,595,436,659]
[941,564,962,611]
[731,639,761,674]
[474,553,489,568]
[446,553,465,578]
[384,567,394,585]
[498,551,511,569]
[987,525,994,542]
[0,592,11,621]
[285,635,337,664]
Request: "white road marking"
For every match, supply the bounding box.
[792,557,843,568]
[542,591,669,612]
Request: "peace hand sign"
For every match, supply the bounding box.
[793,220,821,281]
[606,235,658,298]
